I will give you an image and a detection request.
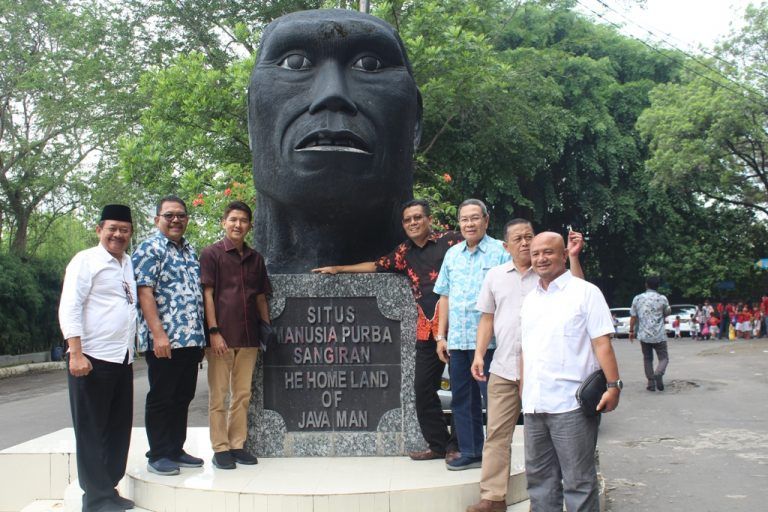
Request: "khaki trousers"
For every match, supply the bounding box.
[206,347,259,453]
[480,373,522,501]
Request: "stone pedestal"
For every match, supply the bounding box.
[247,273,424,456]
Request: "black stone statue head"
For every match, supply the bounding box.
[248,9,422,273]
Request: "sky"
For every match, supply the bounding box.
[576,0,756,52]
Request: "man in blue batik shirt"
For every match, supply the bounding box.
[133,195,206,476]
[434,199,510,471]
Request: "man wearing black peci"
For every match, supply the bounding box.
[59,204,137,512]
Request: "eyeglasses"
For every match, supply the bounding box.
[122,281,134,305]
[508,234,534,244]
[159,212,188,221]
[458,215,485,225]
[402,214,426,224]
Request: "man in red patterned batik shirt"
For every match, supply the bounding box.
[313,199,462,461]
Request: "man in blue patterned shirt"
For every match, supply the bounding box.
[629,276,671,392]
[133,195,206,476]
[434,199,510,470]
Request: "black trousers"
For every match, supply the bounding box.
[414,340,457,454]
[144,347,202,461]
[67,353,133,512]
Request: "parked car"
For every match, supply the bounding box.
[610,307,632,338]
[438,366,505,425]
[665,304,697,337]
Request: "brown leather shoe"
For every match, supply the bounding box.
[466,499,507,512]
[445,450,461,463]
[409,448,444,461]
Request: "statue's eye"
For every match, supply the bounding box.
[352,56,382,72]
[278,54,312,70]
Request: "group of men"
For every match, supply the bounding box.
[59,197,270,512]
[315,198,622,512]
[60,194,622,512]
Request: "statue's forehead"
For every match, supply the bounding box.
[260,15,401,55]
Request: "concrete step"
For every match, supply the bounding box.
[19,500,65,512]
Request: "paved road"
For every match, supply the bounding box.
[599,337,768,512]
[1,339,766,511]
[0,358,211,450]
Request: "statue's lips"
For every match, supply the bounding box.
[294,129,372,155]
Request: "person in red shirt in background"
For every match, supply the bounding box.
[761,296,768,336]
[707,313,719,340]
[672,316,681,339]
[737,306,753,339]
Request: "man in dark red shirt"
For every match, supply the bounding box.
[200,201,272,470]
[313,199,462,461]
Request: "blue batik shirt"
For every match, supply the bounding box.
[433,234,510,350]
[132,230,205,352]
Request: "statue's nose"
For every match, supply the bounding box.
[308,61,358,115]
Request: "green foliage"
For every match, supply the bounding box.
[639,2,768,216]
[0,0,143,256]
[115,0,766,304]
[0,253,64,355]
[119,53,256,249]
[129,0,324,69]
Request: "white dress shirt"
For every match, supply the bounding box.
[521,271,614,414]
[58,244,137,363]
[475,261,538,381]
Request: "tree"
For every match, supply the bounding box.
[129,0,324,69]
[638,3,768,216]
[0,0,143,256]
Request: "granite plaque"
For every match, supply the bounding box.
[263,297,401,432]
[247,273,425,456]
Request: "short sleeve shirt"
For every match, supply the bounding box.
[521,271,615,414]
[199,238,272,348]
[433,235,510,350]
[375,230,463,318]
[630,290,670,343]
[476,262,538,381]
[132,230,205,352]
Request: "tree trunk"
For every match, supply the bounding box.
[10,212,28,256]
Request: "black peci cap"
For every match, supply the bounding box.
[100,204,132,223]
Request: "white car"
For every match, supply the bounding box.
[610,307,632,337]
[665,304,697,337]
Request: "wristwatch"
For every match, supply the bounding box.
[209,326,221,334]
[607,379,623,390]
[435,334,446,342]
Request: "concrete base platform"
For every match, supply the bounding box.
[1,428,529,512]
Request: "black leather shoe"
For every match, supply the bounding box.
[655,374,665,391]
[230,448,258,465]
[213,451,236,469]
[112,493,134,509]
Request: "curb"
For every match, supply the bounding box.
[0,361,66,379]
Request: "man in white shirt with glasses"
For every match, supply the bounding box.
[59,204,137,512]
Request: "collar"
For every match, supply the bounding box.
[221,237,252,255]
[406,231,438,249]
[154,229,189,249]
[462,234,492,253]
[503,260,534,275]
[536,269,573,293]
[96,242,124,263]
